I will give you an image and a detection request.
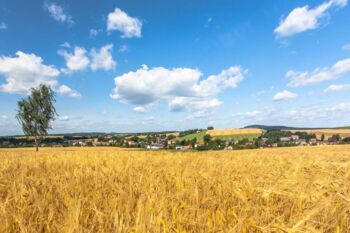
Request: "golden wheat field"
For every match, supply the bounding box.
[207,128,263,136]
[0,146,349,232]
[289,129,350,140]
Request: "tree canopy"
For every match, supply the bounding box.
[16,84,57,151]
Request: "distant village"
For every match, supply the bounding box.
[1,127,350,151]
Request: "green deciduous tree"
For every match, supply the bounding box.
[203,134,212,145]
[16,85,57,152]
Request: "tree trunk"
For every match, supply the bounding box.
[35,136,39,152]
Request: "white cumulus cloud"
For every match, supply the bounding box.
[58,47,90,73]
[57,85,81,98]
[111,65,246,117]
[0,51,79,97]
[274,0,347,37]
[0,51,59,94]
[133,105,153,113]
[323,84,350,94]
[59,44,116,73]
[90,44,116,71]
[107,8,142,38]
[287,58,350,87]
[193,66,245,97]
[44,2,74,25]
[273,90,297,101]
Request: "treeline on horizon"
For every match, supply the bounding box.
[3,124,350,138]
[2,128,350,150]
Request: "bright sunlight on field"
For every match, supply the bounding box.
[289,129,350,140]
[207,128,263,141]
[207,128,263,136]
[0,146,349,232]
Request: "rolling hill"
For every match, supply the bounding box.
[245,125,350,131]
[176,128,263,142]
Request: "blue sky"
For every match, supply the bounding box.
[0,0,350,135]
